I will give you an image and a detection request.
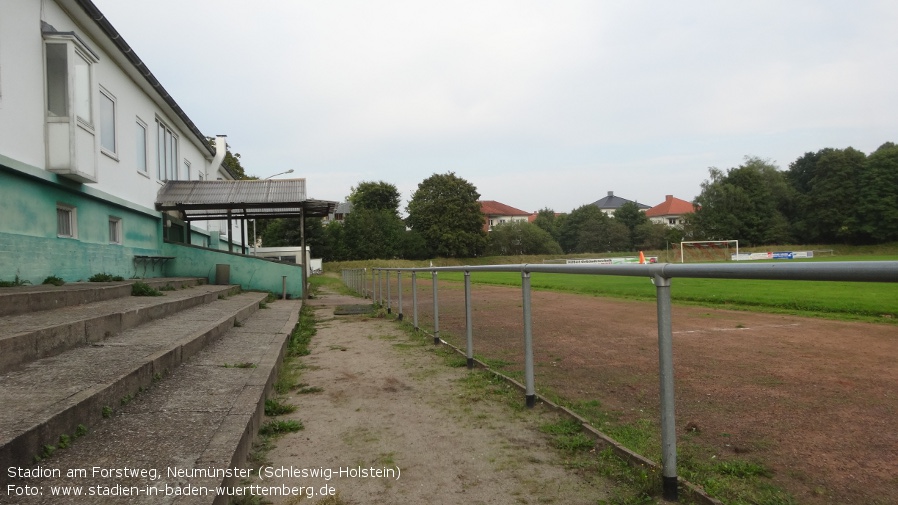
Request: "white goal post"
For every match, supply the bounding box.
[679,240,739,263]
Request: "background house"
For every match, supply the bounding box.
[590,191,650,216]
[646,195,696,227]
[480,200,531,232]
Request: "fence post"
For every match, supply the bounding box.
[464,270,474,369]
[432,271,440,345]
[654,274,678,501]
[412,271,419,331]
[522,270,535,408]
[387,269,392,314]
[397,271,404,321]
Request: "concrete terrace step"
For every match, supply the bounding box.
[0,291,270,475]
[0,283,239,372]
[1,298,300,505]
[0,278,206,318]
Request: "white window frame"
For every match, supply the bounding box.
[43,33,98,128]
[99,87,117,158]
[183,159,191,180]
[108,216,122,244]
[155,118,178,181]
[135,118,148,176]
[56,204,77,238]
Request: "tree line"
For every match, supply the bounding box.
[691,142,898,246]
[255,141,898,260]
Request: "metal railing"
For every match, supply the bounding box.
[343,261,898,501]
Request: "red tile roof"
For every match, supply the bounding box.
[479,200,531,216]
[646,195,696,217]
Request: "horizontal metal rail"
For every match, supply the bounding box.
[346,260,898,501]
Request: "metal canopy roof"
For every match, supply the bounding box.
[155,179,337,221]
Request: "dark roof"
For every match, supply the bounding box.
[69,0,235,178]
[590,191,650,210]
[155,179,337,221]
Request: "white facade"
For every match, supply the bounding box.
[0,0,240,242]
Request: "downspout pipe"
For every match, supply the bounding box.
[208,135,227,180]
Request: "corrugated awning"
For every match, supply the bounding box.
[155,179,337,221]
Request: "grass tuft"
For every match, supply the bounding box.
[131,281,162,296]
[259,419,304,436]
[89,273,124,282]
[264,398,297,416]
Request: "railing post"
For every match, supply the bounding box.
[464,270,474,369]
[654,274,678,501]
[397,271,404,321]
[522,270,535,408]
[376,269,381,306]
[412,271,419,331]
[432,271,440,345]
[387,269,392,314]
[363,268,368,298]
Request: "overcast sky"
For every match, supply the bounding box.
[92,0,898,214]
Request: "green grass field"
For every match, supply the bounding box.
[434,270,898,323]
[326,246,898,324]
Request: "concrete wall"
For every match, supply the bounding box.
[162,243,305,298]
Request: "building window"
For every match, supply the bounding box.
[668,218,677,225]
[57,204,77,238]
[43,33,98,123]
[136,119,148,173]
[109,217,122,244]
[45,43,68,117]
[73,51,92,125]
[99,88,116,155]
[184,160,191,180]
[156,119,178,180]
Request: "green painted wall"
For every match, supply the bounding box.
[0,162,286,292]
[0,232,164,283]
[162,242,304,298]
[0,166,165,282]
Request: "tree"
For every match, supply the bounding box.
[613,201,650,250]
[856,143,898,243]
[260,217,325,255]
[532,208,562,241]
[576,217,630,253]
[339,180,407,259]
[691,157,792,246]
[348,181,401,215]
[632,221,670,250]
[405,173,487,258]
[486,221,562,256]
[786,148,866,243]
[343,208,406,260]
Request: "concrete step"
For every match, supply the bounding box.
[0,291,271,476]
[0,283,239,372]
[0,278,206,318]
[0,298,299,505]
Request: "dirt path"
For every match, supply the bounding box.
[254,288,617,505]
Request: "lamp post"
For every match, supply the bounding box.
[264,169,294,180]
[252,169,295,254]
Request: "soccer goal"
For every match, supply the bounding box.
[679,240,739,263]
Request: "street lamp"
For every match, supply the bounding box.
[264,169,294,180]
[253,169,295,253]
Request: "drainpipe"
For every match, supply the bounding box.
[208,135,227,244]
[208,135,227,180]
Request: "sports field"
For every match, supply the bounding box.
[357,258,898,504]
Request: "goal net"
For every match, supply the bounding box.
[679,240,739,263]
